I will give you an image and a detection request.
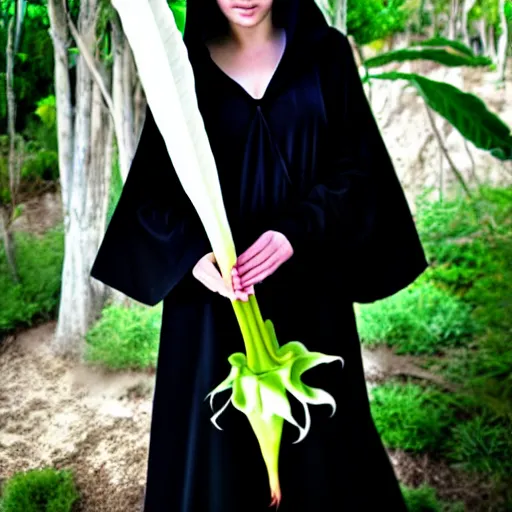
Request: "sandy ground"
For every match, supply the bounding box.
[0,323,154,511]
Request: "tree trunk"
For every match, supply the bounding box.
[316,0,347,35]
[51,0,108,356]
[112,12,130,182]
[88,82,112,313]
[4,17,19,282]
[123,43,137,167]
[488,25,497,61]
[476,18,487,54]
[0,207,17,282]
[449,0,460,40]
[333,0,347,34]
[48,0,74,213]
[497,0,508,82]
[134,76,146,140]
[462,0,477,46]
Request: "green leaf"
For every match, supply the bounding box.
[365,48,491,69]
[367,72,512,161]
[410,37,475,57]
[169,0,186,35]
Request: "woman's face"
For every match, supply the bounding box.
[215,0,274,29]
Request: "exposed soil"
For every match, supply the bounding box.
[11,190,63,237]
[0,323,153,511]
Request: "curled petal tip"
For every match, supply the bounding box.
[269,488,282,509]
[210,395,232,430]
[210,418,223,431]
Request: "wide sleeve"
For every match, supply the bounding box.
[269,29,428,303]
[90,107,210,306]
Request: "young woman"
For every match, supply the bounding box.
[91,0,428,510]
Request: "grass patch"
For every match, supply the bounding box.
[445,413,512,477]
[356,281,477,355]
[401,484,464,512]
[0,467,79,512]
[415,187,512,300]
[370,382,457,452]
[85,303,162,370]
[0,227,63,335]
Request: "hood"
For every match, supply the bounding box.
[183,0,329,51]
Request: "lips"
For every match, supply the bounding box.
[233,3,258,15]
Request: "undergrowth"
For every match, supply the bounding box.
[0,467,78,512]
[370,382,458,452]
[401,484,464,512]
[0,227,63,335]
[357,281,477,355]
[85,303,162,370]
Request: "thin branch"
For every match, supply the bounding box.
[64,2,127,176]
[65,10,115,116]
[463,138,481,187]
[424,104,472,199]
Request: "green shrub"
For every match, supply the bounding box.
[370,383,456,452]
[0,228,63,334]
[401,484,441,512]
[445,414,512,477]
[442,332,512,418]
[21,150,59,182]
[0,467,79,512]
[415,186,512,298]
[85,303,162,370]
[106,153,123,225]
[356,282,477,355]
[0,154,10,203]
[401,484,464,512]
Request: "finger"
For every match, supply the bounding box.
[241,259,282,287]
[195,270,224,294]
[236,242,276,277]
[234,289,249,302]
[236,232,272,266]
[232,274,243,290]
[239,252,281,285]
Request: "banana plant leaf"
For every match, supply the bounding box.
[366,72,512,161]
[410,36,476,57]
[364,48,491,69]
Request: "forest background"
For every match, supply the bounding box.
[0,0,512,510]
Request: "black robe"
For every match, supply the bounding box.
[91,1,428,510]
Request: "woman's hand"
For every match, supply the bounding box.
[235,231,293,288]
[192,252,253,301]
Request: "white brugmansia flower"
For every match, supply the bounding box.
[111,0,343,506]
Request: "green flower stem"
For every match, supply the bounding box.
[231,296,278,371]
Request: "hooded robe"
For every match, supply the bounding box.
[91,0,429,510]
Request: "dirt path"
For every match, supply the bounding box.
[0,323,154,511]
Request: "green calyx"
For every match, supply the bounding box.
[206,294,343,507]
